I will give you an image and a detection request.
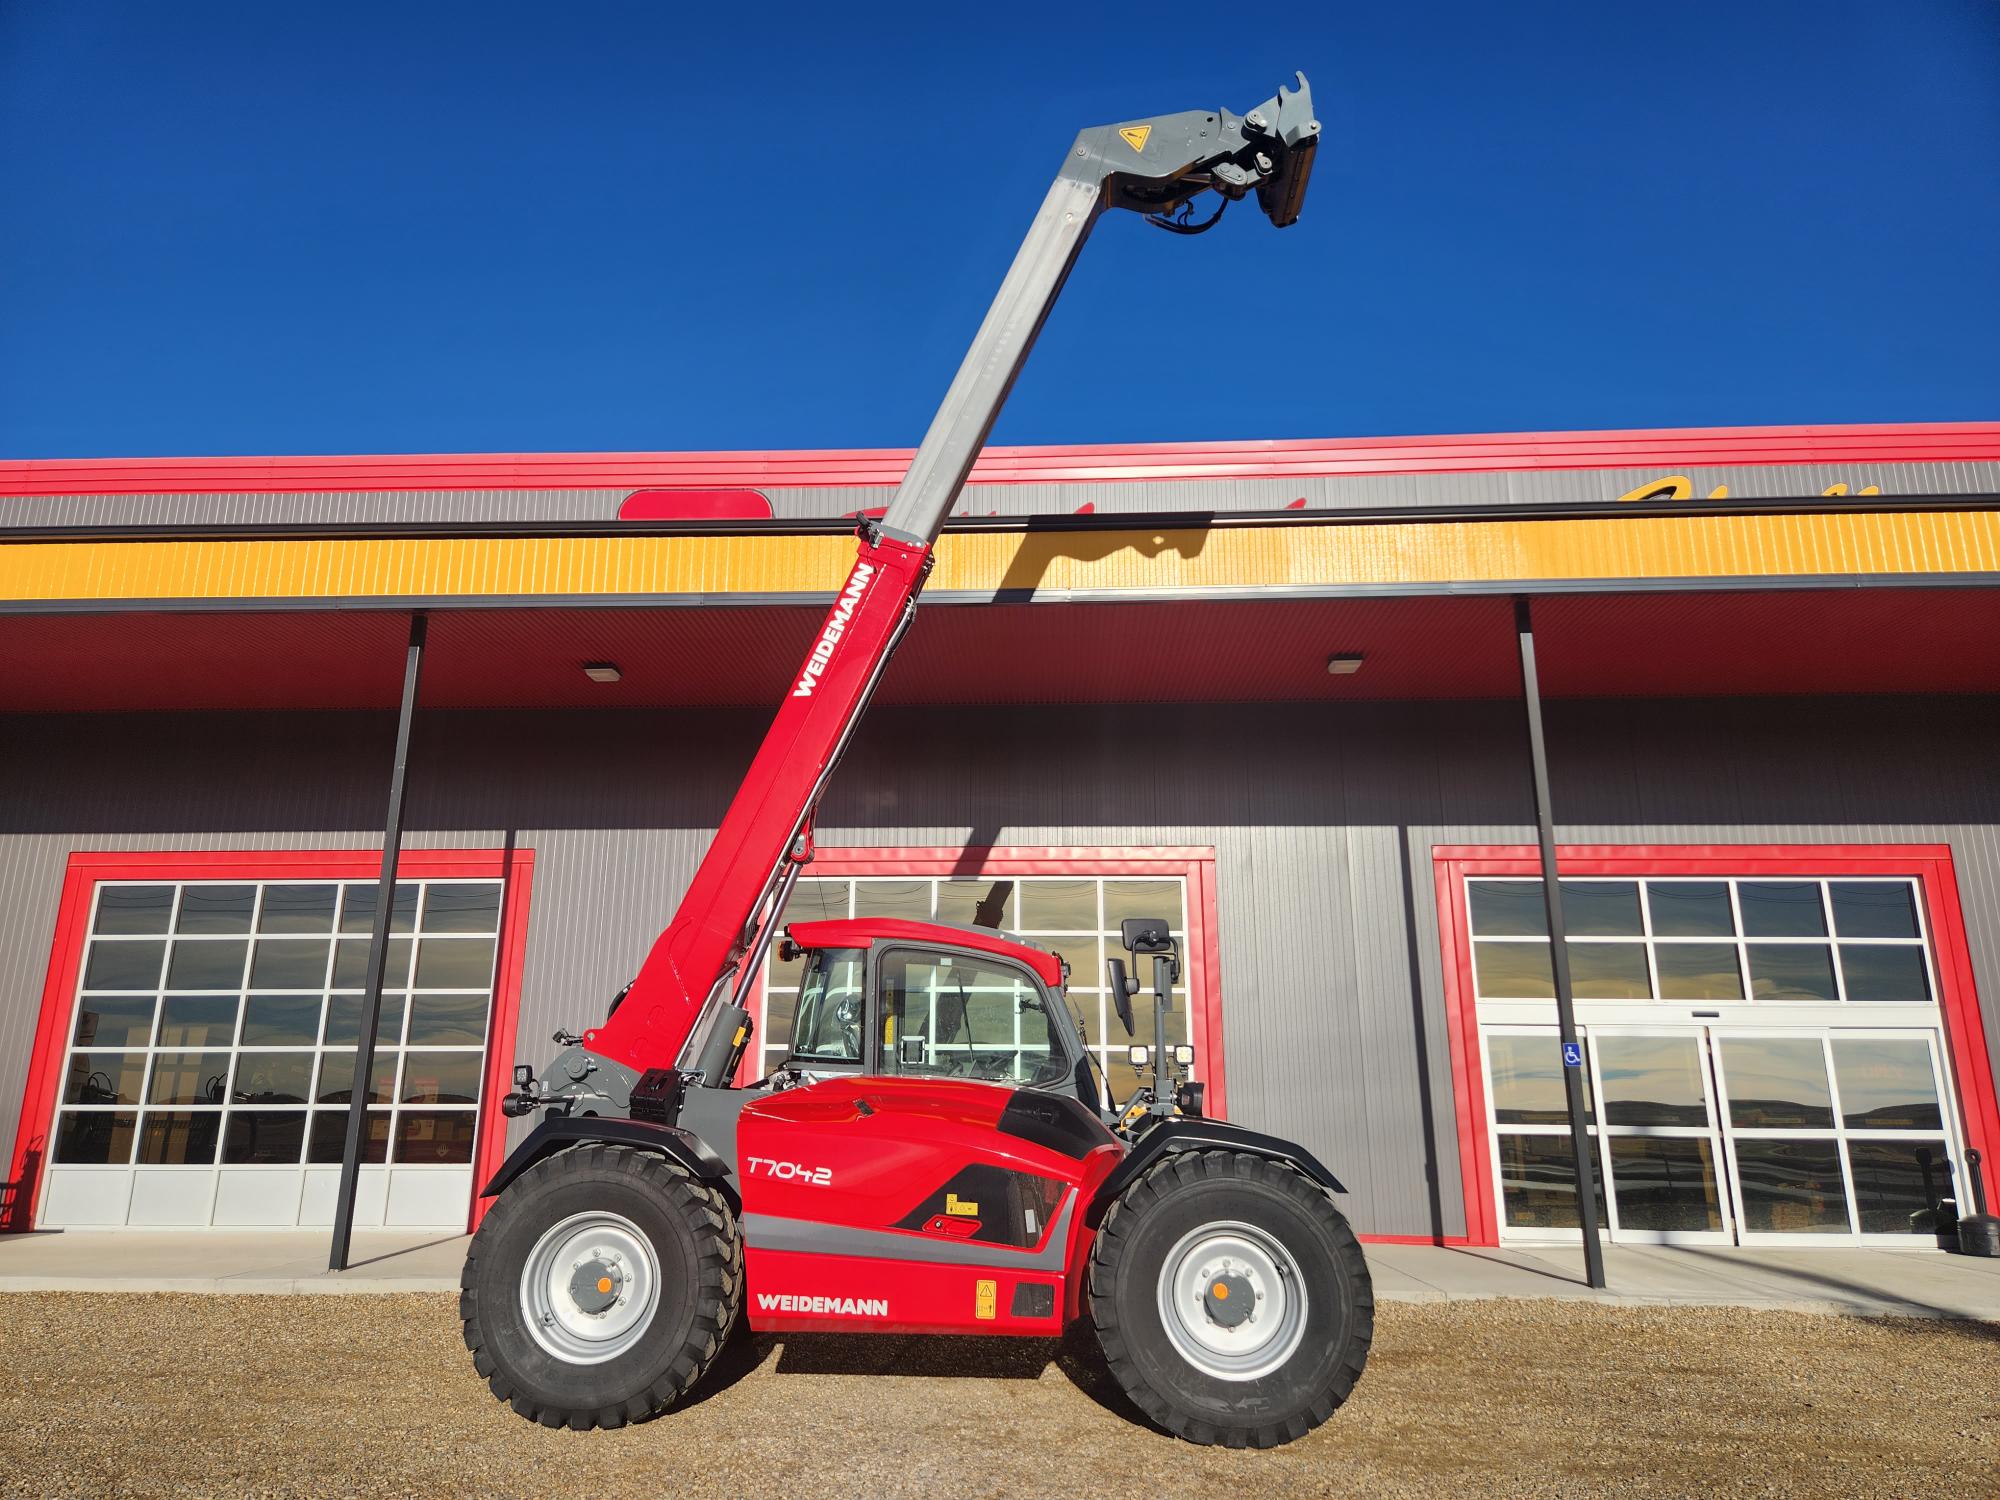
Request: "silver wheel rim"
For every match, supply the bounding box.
[1156,1219,1309,1382]
[520,1210,663,1365]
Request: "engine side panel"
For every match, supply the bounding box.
[735,1074,1121,1335]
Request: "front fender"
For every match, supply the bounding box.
[1086,1117,1347,1227]
[481,1114,732,1201]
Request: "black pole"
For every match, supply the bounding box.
[1514,596,1607,1289]
[329,612,427,1272]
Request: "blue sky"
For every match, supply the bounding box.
[2,1,1995,458]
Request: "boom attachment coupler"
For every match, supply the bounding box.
[880,71,1321,549]
[1082,71,1320,231]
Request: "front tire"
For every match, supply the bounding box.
[1088,1150,1372,1448]
[461,1143,741,1430]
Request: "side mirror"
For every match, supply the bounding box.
[898,1035,928,1068]
[1120,916,1172,954]
[1105,957,1135,1036]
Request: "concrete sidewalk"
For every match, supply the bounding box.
[1364,1241,2000,1319]
[0,1229,1996,1316]
[0,1229,470,1293]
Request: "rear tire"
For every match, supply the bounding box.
[1088,1149,1372,1448]
[461,1143,741,1430]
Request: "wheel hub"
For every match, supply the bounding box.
[1157,1220,1309,1382]
[520,1211,662,1365]
[1202,1270,1255,1328]
[568,1258,624,1315]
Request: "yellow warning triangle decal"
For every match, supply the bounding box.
[1118,124,1151,153]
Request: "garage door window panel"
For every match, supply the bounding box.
[64,1052,147,1106]
[240,994,321,1046]
[157,995,239,1047]
[138,1110,219,1166]
[72,997,155,1049]
[55,1111,137,1165]
[223,1110,307,1165]
[308,1109,389,1164]
[83,940,167,992]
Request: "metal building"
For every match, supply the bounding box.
[2,420,1996,1250]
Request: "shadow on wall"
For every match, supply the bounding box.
[0,1145,40,1233]
[987,522,1212,601]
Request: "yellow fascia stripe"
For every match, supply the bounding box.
[1,511,1996,605]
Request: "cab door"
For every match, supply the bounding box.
[869,944,1081,1092]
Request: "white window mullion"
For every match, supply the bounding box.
[1726,881,1755,1005]
[1821,882,1852,1004]
[1819,1032,1862,1235]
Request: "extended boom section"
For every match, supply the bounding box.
[584,530,928,1072]
[581,75,1320,1078]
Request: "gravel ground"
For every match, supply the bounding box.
[0,1294,1992,1498]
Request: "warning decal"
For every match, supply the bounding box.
[1118,124,1151,152]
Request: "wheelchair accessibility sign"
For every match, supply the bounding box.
[1561,1042,1584,1068]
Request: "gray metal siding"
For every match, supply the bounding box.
[1,695,1996,1238]
[7,457,1998,529]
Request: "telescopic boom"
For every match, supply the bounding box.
[580,75,1320,1077]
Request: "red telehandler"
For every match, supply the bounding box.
[463,74,1373,1448]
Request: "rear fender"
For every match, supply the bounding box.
[1085,1118,1346,1227]
[481,1114,734,1205]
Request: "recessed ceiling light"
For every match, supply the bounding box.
[1326,654,1364,676]
[582,662,622,683]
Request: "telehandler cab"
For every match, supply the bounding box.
[462,73,1374,1448]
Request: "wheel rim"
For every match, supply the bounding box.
[520,1210,663,1365]
[1156,1219,1309,1382]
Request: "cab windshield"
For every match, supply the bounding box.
[789,948,866,1063]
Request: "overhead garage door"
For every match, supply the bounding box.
[20,851,528,1230]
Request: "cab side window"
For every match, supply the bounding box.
[878,949,1070,1088]
[787,949,867,1063]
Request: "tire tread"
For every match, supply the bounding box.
[461,1144,742,1430]
[1087,1148,1372,1447]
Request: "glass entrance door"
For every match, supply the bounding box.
[1585,1028,1732,1243]
[1713,1029,1961,1245]
[1483,1025,1731,1245]
[1484,1023,1965,1246]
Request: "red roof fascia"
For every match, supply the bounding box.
[4,421,1996,496]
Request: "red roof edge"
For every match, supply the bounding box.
[4,421,1996,497]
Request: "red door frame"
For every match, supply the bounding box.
[1434,843,2000,1247]
[5,846,535,1233]
[749,846,1228,1118]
